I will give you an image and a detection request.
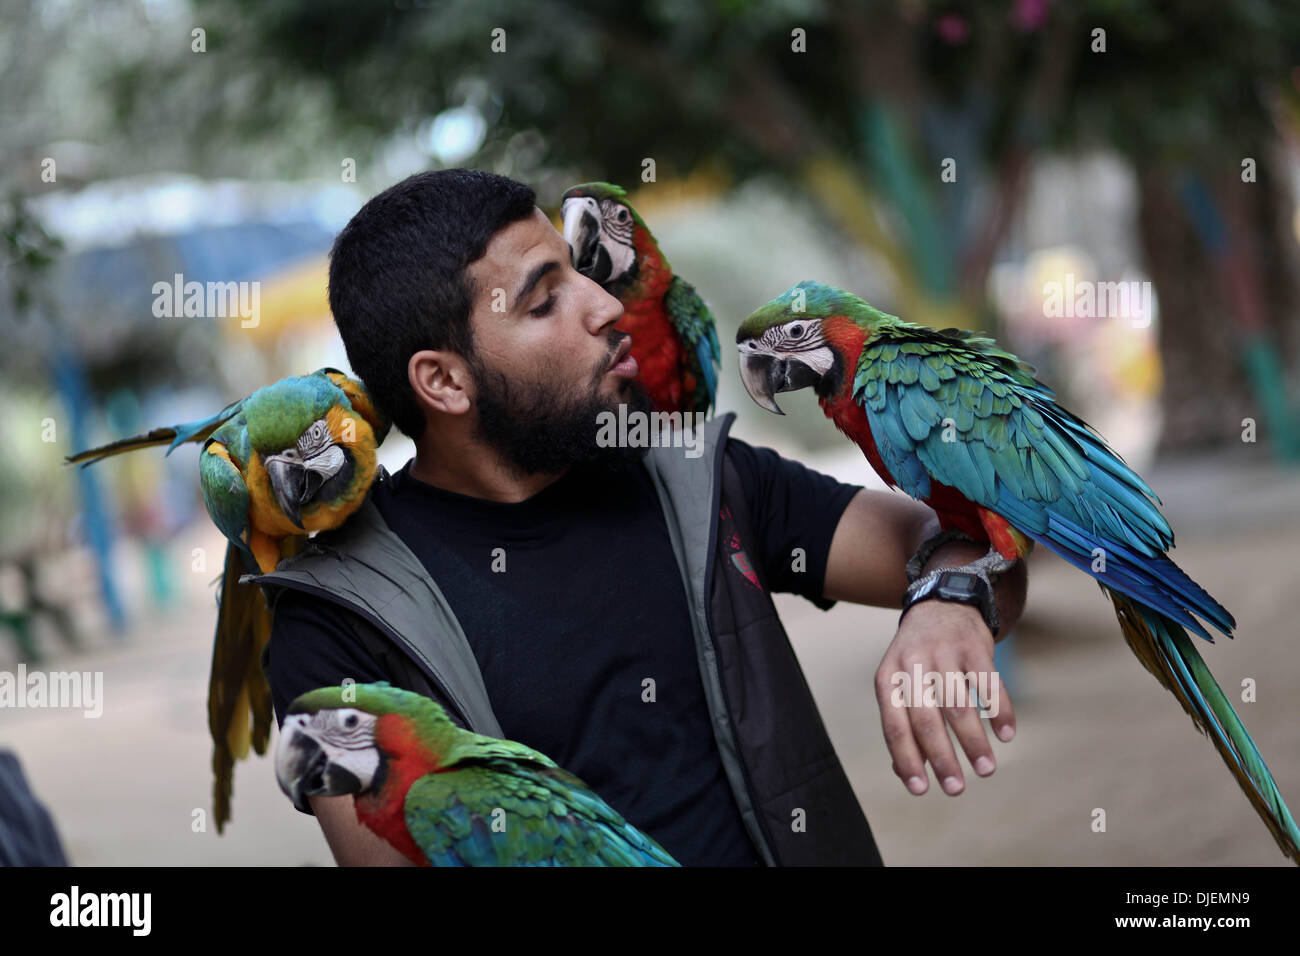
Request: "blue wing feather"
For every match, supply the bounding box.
[853,327,1234,640]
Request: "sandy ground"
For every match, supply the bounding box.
[4,451,1298,866]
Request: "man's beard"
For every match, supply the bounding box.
[467,333,654,477]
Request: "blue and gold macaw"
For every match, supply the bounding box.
[68,368,389,830]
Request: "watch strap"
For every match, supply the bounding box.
[900,566,1000,637]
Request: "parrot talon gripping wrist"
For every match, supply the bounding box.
[964,546,1019,580]
[905,529,977,583]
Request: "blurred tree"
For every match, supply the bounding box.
[9,0,1300,452]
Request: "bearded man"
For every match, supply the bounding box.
[262,169,1026,866]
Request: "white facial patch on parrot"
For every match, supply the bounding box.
[306,708,381,787]
[746,319,835,375]
[303,443,345,477]
[298,418,330,454]
[296,418,345,479]
[598,200,637,279]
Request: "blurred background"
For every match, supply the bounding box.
[2,0,1299,865]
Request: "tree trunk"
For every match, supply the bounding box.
[1135,165,1270,454]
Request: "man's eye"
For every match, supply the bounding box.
[529,293,556,317]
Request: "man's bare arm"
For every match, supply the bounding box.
[308,794,419,866]
[822,489,937,609]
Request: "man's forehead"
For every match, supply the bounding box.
[470,208,564,282]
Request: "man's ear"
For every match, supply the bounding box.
[409,349,473,417]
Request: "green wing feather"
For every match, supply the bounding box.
[198,413,254,564]
[403,736,678,866]
[665,275,721,415]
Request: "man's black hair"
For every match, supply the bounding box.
[328,169,537,439]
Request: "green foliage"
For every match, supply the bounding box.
[1,191,63,317]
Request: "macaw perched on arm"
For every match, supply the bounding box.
[67,368,389,831]
[275,683,680,867]
[736,280,1300,863]
[561,181,720,416]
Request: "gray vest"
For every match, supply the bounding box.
[252,412,881,866]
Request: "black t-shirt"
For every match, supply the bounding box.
[268,436,862,866]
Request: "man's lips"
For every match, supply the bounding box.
[607,338,638,379]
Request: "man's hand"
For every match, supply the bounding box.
[823,490,1028,794]
[874,599,1016,796]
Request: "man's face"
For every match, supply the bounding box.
[462,207,652,475]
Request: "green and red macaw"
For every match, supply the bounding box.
[67,368,389,830]
[275,682,680,867]
[561,181,720,416]
[736,280,1300,863]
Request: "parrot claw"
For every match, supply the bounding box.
[906,529,977,582]
[966,546,1019,580]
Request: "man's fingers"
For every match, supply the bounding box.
[984,666,1017,743]
[944,661,1010,777]
[876,666,928,794]
[943,696,994,781]
[906,696,964,795]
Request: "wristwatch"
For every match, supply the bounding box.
[900,568,1000,637]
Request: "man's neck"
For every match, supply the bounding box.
[407,436,566,504]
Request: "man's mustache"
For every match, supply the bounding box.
[599,330,631,376]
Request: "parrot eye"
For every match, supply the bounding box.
[345,714,358,728]
[616,208,629,222]
[790,324,805,338]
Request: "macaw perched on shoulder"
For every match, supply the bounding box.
[67,368,389,831]
[275,682,680,867]
[736,280,1300,863]
[561,181,720,416]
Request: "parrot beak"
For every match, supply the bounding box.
[738,352,786,415]
[561,197,606,282]
[266,443,346,530]
[738,351,822,415]
[265,457,306,530]
[276,723,363,812]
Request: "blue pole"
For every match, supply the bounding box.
[52,350,127,635]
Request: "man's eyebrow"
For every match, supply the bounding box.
[513,260,560,311]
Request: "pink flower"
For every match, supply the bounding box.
[935,13,970,45]
[1011,0,1052,32]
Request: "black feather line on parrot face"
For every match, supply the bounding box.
[585,242,613,285]
[813,350,846,401]
[605,252,639,298]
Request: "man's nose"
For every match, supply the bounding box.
[588,283,624,334]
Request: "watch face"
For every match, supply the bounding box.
[941,571,980,597]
